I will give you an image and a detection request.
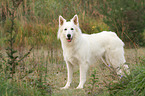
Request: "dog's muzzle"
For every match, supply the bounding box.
[67,34,72,42]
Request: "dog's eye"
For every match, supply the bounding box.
[64,28,67,31]
[71,28,74,30]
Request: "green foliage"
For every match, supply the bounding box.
[0,0,33,79]
[31,79,52,96]
[0,0,145,95]
[96,0,145,46]
[107,59,145,96]
[0,48,52,96]
[1,0,145,47]
[86,57,145,96]
[0,75,45,96]
[87,69,99,95]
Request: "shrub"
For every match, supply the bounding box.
[96,0,145,46]
[108,59,145,96]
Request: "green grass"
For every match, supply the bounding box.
[108,62,145,96]
[0,0,145,95]
[0,48,145,96]
[0,76,48,96]
[0,16,109,49]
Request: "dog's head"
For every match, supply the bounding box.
[57,15,81,43]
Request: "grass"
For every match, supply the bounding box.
[0,47,145,96]
[0,0,145,95]
[0,15,145,95]
[108,59,145,96]
[0,16,109,49]
[0,78,45,96]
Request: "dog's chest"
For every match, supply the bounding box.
[64,51,80,65]
[69,56,79,65]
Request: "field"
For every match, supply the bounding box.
[0,0,145,96]
[0,46,145,96]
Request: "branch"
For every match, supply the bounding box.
[12,0,23,8]
[0,53,6,62]
[18,47,33,62]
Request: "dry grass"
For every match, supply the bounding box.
[0,0,145,95]
[1,47,143,95]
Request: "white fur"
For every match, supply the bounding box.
[58,15,128,89]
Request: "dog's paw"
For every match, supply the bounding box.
[76,86,83,89]
[60,86,69,90]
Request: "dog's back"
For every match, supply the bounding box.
[82,31,125,68]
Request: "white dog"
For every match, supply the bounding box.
[58,15,128,89]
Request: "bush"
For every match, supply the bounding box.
[96,0,145,46]
[108,58,145,96]
[0,76,44,96]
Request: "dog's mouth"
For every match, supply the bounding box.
[67,37,72,42]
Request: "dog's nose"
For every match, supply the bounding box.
[67,34,71,38]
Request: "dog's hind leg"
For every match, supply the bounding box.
[105,48,129,75]
[76,63,89,89]
[61,61,73,89]
[101,57,114,72]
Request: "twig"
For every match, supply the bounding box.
[0,53,6,62]
[18,47,33,62]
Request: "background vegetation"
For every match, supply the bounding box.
[0,0,145,96]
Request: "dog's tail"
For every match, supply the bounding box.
[106,47,126,68]
[105,46,131,75]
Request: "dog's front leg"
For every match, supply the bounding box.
[61,61,73,89]
[76,63,89,89]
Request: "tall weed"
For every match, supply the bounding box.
[107,58,145,96]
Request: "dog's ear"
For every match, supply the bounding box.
[59,15,66,27]
[71,14,79,26]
